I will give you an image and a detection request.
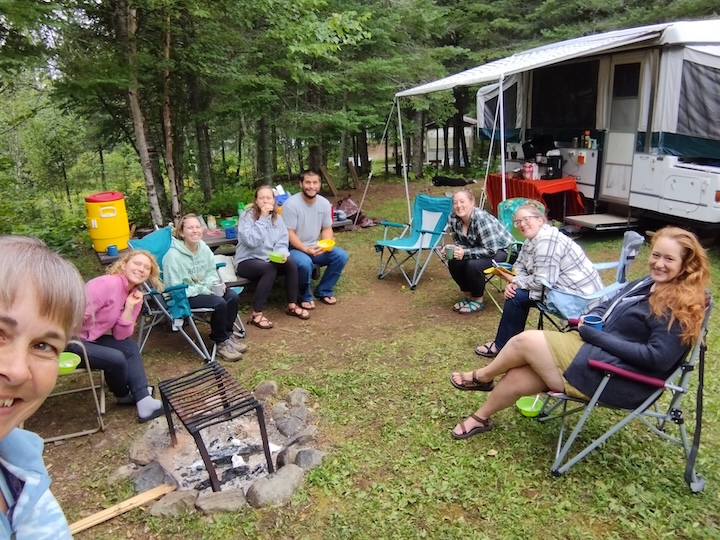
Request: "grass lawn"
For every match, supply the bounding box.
[57,180,720,539]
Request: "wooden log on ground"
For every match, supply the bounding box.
[69,484,176,535]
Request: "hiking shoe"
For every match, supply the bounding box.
[217,340,243,361]
[229,335,248,353]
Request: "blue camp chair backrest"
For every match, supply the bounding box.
[412,194,452,248]
[128,226,173,273]
[613,230,644,284]
[497,198,546,243]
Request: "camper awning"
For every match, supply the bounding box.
[396,23,670,97]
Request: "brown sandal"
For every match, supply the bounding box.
[286,306,310,320]
[449,370,495,392]
[248,313,274,329]
[451,414,494,440]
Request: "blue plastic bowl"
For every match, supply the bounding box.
[224,226,237,239]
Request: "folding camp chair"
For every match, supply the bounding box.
[484,198,545,313]
[535,230,645,331]
[375,194,452,289]
[129,227,245,363]
[538,292,713,492]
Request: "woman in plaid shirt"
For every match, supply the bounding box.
[474,200,602,357]
[446,189,514,314]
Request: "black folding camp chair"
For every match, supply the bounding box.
[538,292,713,492]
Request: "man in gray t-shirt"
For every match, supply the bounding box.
[282,170,349,309]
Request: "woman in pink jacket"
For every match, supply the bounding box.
[68,250,163,422]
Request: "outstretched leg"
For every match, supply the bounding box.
[451,331,566,438]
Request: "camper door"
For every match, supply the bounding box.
[599,53,649,203]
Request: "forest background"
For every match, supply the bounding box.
[1,0,719,252]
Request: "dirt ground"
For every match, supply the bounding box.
[25,179,486,537]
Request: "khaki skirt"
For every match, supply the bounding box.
[543,331,590,400]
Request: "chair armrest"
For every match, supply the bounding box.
[379,221,405,228]
[417,228,443,235]
[216,262,227,269]
[593,261,619,271]
[588,359,666,388]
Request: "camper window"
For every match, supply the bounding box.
[531,60,599,130]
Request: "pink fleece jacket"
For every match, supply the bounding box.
[77,274,141,342]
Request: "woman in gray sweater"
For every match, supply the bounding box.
[449,226,710,439]
[235,185,310,329]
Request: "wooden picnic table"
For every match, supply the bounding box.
[96,219,354,266]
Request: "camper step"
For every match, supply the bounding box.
[564,214,638,231]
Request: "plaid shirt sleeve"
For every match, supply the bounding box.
[455,209,514,259]
[513,225,602,300]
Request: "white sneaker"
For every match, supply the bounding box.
[217,340,243,362]
[229,335,248,353]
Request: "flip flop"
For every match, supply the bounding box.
[317,296,337,305]
[451,414,494,440]
[286,306,310,320]
[475,341,499,358]
[449,370,495,392]
[300,301,316,310]
[458,300,484,314]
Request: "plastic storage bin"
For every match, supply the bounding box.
[85,191,131,253]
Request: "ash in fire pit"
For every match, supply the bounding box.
[127,383,323,501]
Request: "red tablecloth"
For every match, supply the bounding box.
[485,173,585,220]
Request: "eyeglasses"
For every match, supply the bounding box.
[512,215,540,227]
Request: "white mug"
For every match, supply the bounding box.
[211,281,224,296]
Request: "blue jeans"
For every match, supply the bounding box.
[289,247,349,303]
[494,288,536,350]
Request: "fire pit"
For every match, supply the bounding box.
[158,363,275,492]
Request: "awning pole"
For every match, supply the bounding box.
[499,73,506,201]
[396,99,411,222]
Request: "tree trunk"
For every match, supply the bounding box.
[256,117,272,184]
[98,144,107,190]
[339,129,349,185]
[162,8,182,224]
[308,144,322,171]
[271,122,277,176]
[125,3,163,226]
[195,119,213,201]
[411,109,424,177]
[296,139,304,171]
[357,130,369,175]
[443,120,450,172]
[236,118,243,176]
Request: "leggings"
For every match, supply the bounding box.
[235,257,299,312]
[68,336,151,401]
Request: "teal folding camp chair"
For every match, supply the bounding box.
[535,230,645,331]
[375,194,452,289]
[484,198,545,313]
[538,292,712,492]
[129,227,245,363]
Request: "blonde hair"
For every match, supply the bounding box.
[452,189,475,204]
[0,235,85,339]
[649,227,710,344]
[107,250,163,291]
[514,200,546,222]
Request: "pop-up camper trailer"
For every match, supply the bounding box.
[398,19,720,229]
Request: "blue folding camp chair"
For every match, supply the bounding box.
[535,230,645,331]
[375,194,452,289]
[129,226,245,363]
[538,292,713,492]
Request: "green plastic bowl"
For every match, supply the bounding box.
[268,251,285,263]
[515,396,543,417]
[58,352,81,374]
[220,218,237,228]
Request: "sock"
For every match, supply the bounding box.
[136,396,163,419]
